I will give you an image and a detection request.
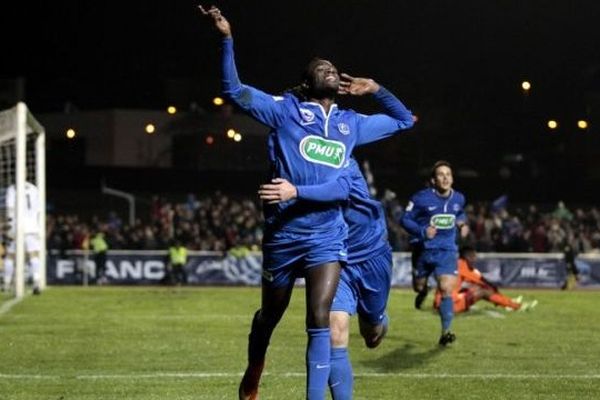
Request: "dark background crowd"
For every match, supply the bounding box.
[46,190,600,255]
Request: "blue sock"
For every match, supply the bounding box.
[306,328,331,400]
[440,296,454,332]
[329,347,353,400]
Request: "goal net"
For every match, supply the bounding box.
[0,102,46,299]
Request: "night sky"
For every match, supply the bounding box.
[3,1,600,114]
[3,1,600,200]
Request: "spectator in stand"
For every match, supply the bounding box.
[553,201,573,222]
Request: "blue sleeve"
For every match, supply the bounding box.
[221,38,287,128]
[296,173,352,202]
[400,196,426,239]
[356,86,415,146]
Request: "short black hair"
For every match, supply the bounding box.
[430,160,452,179]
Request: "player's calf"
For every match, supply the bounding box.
[239,361,264,400]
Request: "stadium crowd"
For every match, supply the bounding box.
[46,191,600,254]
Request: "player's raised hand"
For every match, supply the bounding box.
[258,178,298,204]
[338,73,380,96]
[198,5,232,38]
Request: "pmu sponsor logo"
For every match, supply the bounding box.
[299,135,346,168]
[430,214,456,229]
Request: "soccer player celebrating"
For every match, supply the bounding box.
[199,5,414,399]
[401,161,468,346]
[260,158,394,399]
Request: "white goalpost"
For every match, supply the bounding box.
[0,102,46,299]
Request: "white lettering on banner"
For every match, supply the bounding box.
[105,260,165,280]
[144,261,164,280]
[121,260,142,278]
[56,260,75,279]
[520,267,536,278]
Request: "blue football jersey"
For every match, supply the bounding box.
[296,159,390,264]
[401,188,466,251]
[343,160,390,264]
[222,38,414,233]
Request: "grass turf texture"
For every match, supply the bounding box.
[1,287,599,399]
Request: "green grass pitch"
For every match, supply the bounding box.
[1,287,599,399]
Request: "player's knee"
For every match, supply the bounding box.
[330,312,350,347]
[255,308,282,330]
[439,282,454,296]
[330,327,348,347]
[307,309,330,328]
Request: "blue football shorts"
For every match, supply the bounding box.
[262,223,348,288]
[414,248,458,279]
[331,246,392,326]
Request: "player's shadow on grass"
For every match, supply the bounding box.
[361,341,444,371]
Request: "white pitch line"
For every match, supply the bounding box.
[1,372,599,380]
[0,296,25,317]
[0,374,57,380]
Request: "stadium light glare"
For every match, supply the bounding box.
[66,128,76,139]
[227,129,236,138]
[213,97,224,106]
[547,120,558,129]
[145,124,156,134]
[167,106,177,115]
[206,135,214,145]
[577,120,588,130]
[521,81,531,91]
[233,133,242,142]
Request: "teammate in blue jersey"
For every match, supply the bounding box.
[260,158,393,399]
[401,161,469,346]
[200,6,414,399]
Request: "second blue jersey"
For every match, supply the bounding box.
[401,188,466,251]
[343,160,390,265]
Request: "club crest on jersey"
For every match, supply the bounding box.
[299,135,346,168]
[299,108,315,123]
[453,203,460,212]
[430,214,456,229]
[337,122,350,135]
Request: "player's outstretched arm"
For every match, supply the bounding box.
[198,5,231,38]
[198,5,287,128]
